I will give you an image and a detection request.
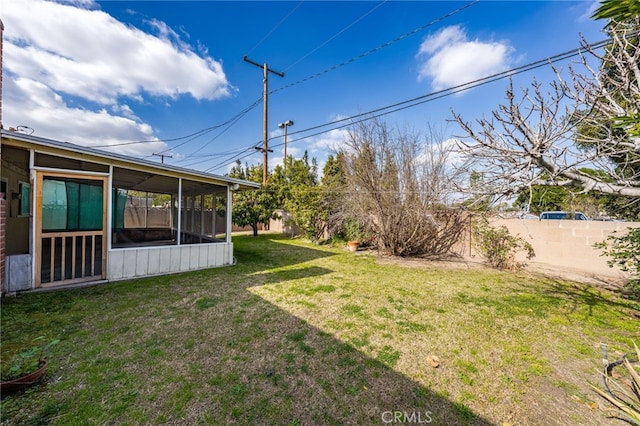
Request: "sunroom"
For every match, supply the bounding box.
[1,129,259,292]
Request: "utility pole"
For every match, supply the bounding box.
[243,55,284,184]
[152,153,172,164]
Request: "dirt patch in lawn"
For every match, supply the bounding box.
[372,250,625,292]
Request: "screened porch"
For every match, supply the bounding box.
[111,166,229,249]
[2,130,257,291]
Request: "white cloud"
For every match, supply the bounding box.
[416,25,513,91]
[308,128,349,153]
[4,77,167,156]
[1,0,233,154]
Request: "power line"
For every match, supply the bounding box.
[168,0,481,169]
[174,97,263,160]
[90,96,263,151]
[271,0,479,94]
[178,145,257,169]
[162,97,263,154]
[152,152,172,163]
[201,37,611,174]
[204,146,261,173]
[90,1,476,157]
[283,0,389,73]
[268,38,613,151]
[91,123,220,148]
[245,1,304,57]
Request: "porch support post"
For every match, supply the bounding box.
[29,149,35,288]
[107,165,113,250]
[212,193,216,238]
[177,178,182,245]
[200,194,205,241]
[226,185,232,244]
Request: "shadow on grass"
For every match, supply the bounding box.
[535,279,639,319]
[1,234,494,425]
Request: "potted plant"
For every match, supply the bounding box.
[344,219,365,252]
[1,337,59,394]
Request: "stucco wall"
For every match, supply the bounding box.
[483,218,638,284]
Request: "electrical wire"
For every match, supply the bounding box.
[179,146,256,169]
[268,38,612,151]
[201,37,611,173]
[283,0,388,73]
[90,96,263,151]
[90,1,476,157]
[245,1,305,57]
[204,146,262,173]
[166,0,480,168]
[173,97,263,159]
[272,0,480,94]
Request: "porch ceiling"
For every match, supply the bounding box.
[112,167,224,195]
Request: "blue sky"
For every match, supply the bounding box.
[2,0,606,175]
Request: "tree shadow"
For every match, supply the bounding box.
[534,278,639,319]
[1,234,495,425]
[219,234,495,424]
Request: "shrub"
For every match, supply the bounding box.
[339,118,467,257]
[473,220,535,271]
[595,227,640,300]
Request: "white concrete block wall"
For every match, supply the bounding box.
[148,249,160,275]
[158,248,171,274]
[107,243,233,281]
[135,250,149,277]
[189,246,199,271]
[122,251,137,278]
[198,245,208,269]
[170,246,181,272]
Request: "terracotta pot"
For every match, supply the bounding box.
[347,241,360,252]
[1,359,48,395]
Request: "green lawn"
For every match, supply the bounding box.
[1,234,637,425]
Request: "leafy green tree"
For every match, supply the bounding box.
[280,152,324,240]
[514,185,568,215]
[319,153,348,239]
[581,9,640,180]
[228,161,279,237]
[592,0,640,25]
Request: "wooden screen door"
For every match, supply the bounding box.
[35,171,108,287]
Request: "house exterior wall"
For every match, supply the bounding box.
[0,191,5,292]
[2,158,30,255]
[106,242,233,282]
[6,254,31,291]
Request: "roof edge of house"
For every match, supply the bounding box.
[1,129,261,190]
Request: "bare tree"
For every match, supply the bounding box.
[340,118,466,256]
[452,19,640,200]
